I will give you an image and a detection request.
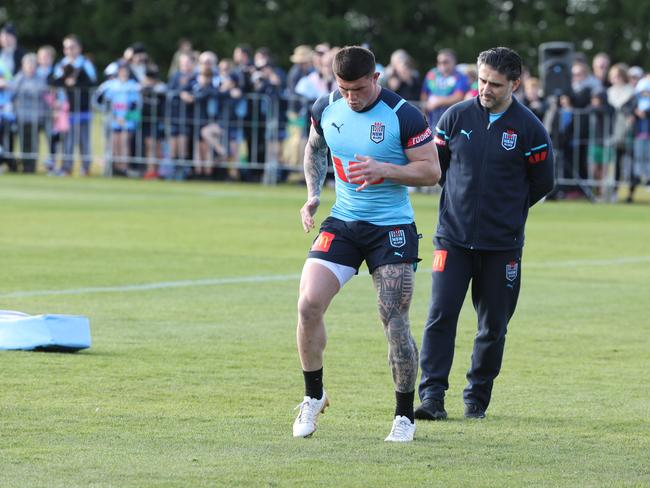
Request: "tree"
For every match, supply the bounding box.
[3,0,650,77]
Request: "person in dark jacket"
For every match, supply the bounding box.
[415,47,555,421]
[49,34,97,175]
[0,23,26,76]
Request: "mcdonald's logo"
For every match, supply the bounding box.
[432,249,448,272]
[311,231,335,253]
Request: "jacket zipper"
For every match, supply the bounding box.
[470,113,493,249]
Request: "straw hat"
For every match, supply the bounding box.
[290,45,313,64]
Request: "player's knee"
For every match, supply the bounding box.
[385,316,411,340]
[297,293,325,325]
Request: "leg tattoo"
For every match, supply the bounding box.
[372,263,419,392]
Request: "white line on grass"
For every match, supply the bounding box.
[1,256,649,299]
[525,255,650,268]
[0,274,301,298]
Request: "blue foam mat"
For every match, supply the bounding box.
[0,311,91,352]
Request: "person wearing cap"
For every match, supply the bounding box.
[0,23,26,76]
[284,45,316,168]
[129,43,149,83]
[287,45,314,95]
[627,66,644,89]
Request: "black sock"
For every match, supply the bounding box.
[395,390,415,422]
[303,368,323,399]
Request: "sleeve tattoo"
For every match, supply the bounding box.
[303,127,329,199]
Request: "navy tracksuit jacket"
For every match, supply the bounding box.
[419,96,555,409]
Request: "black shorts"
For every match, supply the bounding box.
[307,216,421,274]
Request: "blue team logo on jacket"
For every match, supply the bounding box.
[505,261,518,281]
[370,122,385,144]
[389,229,406,248]
[501,130,518,151]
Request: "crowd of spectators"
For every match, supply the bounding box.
[1,21,649,201]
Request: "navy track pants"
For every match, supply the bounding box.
[418,238,522,410]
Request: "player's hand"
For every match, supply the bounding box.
[349,154,385,192]
[300,196,320,232]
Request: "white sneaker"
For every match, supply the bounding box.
[292,391,329,438]
[384,415,416,442]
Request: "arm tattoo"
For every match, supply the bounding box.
[303,127,329,199]
[372,263,419,393]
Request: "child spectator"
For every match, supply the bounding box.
[36,45,55,79]
[43,86,70,173]
[95,61,141,175]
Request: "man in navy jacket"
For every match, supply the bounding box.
[415,47,554,420]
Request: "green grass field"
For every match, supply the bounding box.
[0,175,649,487]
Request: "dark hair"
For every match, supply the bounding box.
[333,46,376,81]
[477,47,522,81]
[235,43,253,58]
[63,33,81,48]
[130,42,146,54]
[1,22,17,37]
[438,48,457,61]
[145,63,160,79]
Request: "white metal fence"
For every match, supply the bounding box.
[1,87,645,201]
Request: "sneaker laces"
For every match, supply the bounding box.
[389,417,412,437]
[294,398,319,424]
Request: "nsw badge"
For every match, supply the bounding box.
[501,129,517,151]
[370,122,385,144]
[388,228,406,248]
[505,260,519,281]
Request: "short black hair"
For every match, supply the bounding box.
[333,46,376,81]
[477,47,522,81]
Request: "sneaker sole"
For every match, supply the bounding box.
[414,409,447,421]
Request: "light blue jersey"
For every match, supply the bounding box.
[95,78,142,131]
[312,88,432,226]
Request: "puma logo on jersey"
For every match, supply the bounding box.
[460,129,472,140]
[332,122,344,133]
